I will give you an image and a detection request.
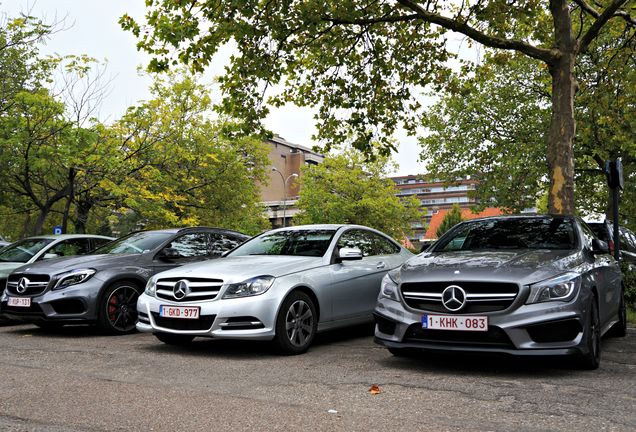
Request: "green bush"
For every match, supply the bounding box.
[621,262,636,308]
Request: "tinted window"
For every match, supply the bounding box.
[435,218,577,251]
[209,234,245,256]
[0,238,55,263]
[337,230,399,257]
[41,238,91,259]
[587,223,610,242]
[94,232,174,254]
[91,238,112,251]
[168,233,209,258]
[579,222,596,250]
[229,230,335,257]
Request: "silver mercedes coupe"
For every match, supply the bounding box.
[137,224,413,354]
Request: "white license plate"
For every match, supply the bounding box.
[422,314,488,332]
[159,305,200,320]
[8,297,31,307]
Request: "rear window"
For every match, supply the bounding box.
[434,217,577,252]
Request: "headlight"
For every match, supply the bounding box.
[222,276,275,299]
[53,269,96,290]
[145,277,157,296]
[527,272,581,304]
[379,269,401,301]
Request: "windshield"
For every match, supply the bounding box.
[229,229,336,257]
[0,238,55,263]
[434,217,577,252]
[93,231,173,255]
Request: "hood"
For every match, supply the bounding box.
[400,249,583,286]
[10,253,144,276]
[0,262,23,278]
[154,255,324,283]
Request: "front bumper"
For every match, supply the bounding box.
[374,291,590,356]
[136,292,279,340]
[0,279,103,324]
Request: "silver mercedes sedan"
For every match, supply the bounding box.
[137,224,413,354]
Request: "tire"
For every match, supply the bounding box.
[607,287,627,338]
[155,332,195,346]
[273,291,317,355]
[97,281,142,335]
[577,295,601,370]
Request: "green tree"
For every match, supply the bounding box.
[122,0,636,215]
[436,204,464,238]
[294,150,423,239]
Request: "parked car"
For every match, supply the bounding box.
[0,234,114,295]
[587,221,636,267]
[374,215,625,369]
[0,227,249,334]
[0,236,9,248]
[137,224,413,354]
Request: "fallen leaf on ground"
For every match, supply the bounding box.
[369,384,381,395]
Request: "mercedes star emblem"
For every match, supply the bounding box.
[16,277,30,294]
[441,285,467,312]
[173,280,190,300]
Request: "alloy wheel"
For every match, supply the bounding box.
[285,300,314,348]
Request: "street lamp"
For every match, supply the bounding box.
[272,167,299,227]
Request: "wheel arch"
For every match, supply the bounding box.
[284,285,321,322]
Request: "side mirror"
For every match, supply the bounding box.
[591,239,609,255]
[158,247,180,261]
[43,253,61,260]
[337,247,363,261]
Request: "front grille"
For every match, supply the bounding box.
[155,277,223,302]
[151,312,216,331]
[400,281,519,313]
[404,323,514,348]
[6,274,51,296]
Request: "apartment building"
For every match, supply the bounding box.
[260,135,324,227]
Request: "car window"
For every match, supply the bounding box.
[0,238,55,263]
[337,229,398,257]
[579,222,596,250]
[41,238,91,259]
[587,223,610,242]
[167,233,209,258]
[229,229,336,257]
[91,237,112,251]
[209,233,245,256]
[434,217,577,251]
[619,228,636,252]
[94,231,173,254]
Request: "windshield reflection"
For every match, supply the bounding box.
[229,230,336,257]
[93,232,173,255]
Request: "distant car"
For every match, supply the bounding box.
[587,221,636,267]
[0,234,114,294]
[374,215,625,369]
[0,227,249,334]
[137,224,413,354]
[0,236,9,248]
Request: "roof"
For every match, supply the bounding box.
[26,234,113,240]
[268,135,324,158]
[424,207,505,240]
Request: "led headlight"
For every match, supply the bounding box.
[53,269,96,290]
[144,277,157,296]
[379,269,401,301]
[527,272,581,304]
[222,276,275,299]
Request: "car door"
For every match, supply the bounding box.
[328,229,401,320]
[151,232,211,274]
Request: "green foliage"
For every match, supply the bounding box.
[622,262,636,308]
[436,204,464,238]
[294,150,423,239]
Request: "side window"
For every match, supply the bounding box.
[579,223,596,250]
[337,230,396,257]
[209,234,245,256]
[43,239,91,259]
[167,233,209,258]
[619,229,636,253]
[91,238,112,251]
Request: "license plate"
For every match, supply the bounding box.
[8,297,31,307]
[159,305,200,320]
[422,314,488,332]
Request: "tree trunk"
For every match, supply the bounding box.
[547,0,577,215]
[61,168,76,234]
[74,198,93,234]
[32,205,51,235]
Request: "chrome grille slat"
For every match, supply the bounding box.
[155,277,223,302]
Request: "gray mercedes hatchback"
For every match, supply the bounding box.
[0,227,248,334]
[374,215,626,369]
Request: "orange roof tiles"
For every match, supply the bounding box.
[424,207,504,240]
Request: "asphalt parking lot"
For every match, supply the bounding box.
[0,323,634,432]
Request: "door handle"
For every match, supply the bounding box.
[376,262,386,269]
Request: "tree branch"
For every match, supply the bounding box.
[395,0,558,63]
[579,0,631,53]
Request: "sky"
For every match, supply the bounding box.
[4,0,430,176]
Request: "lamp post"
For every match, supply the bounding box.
[272,167,299,227]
